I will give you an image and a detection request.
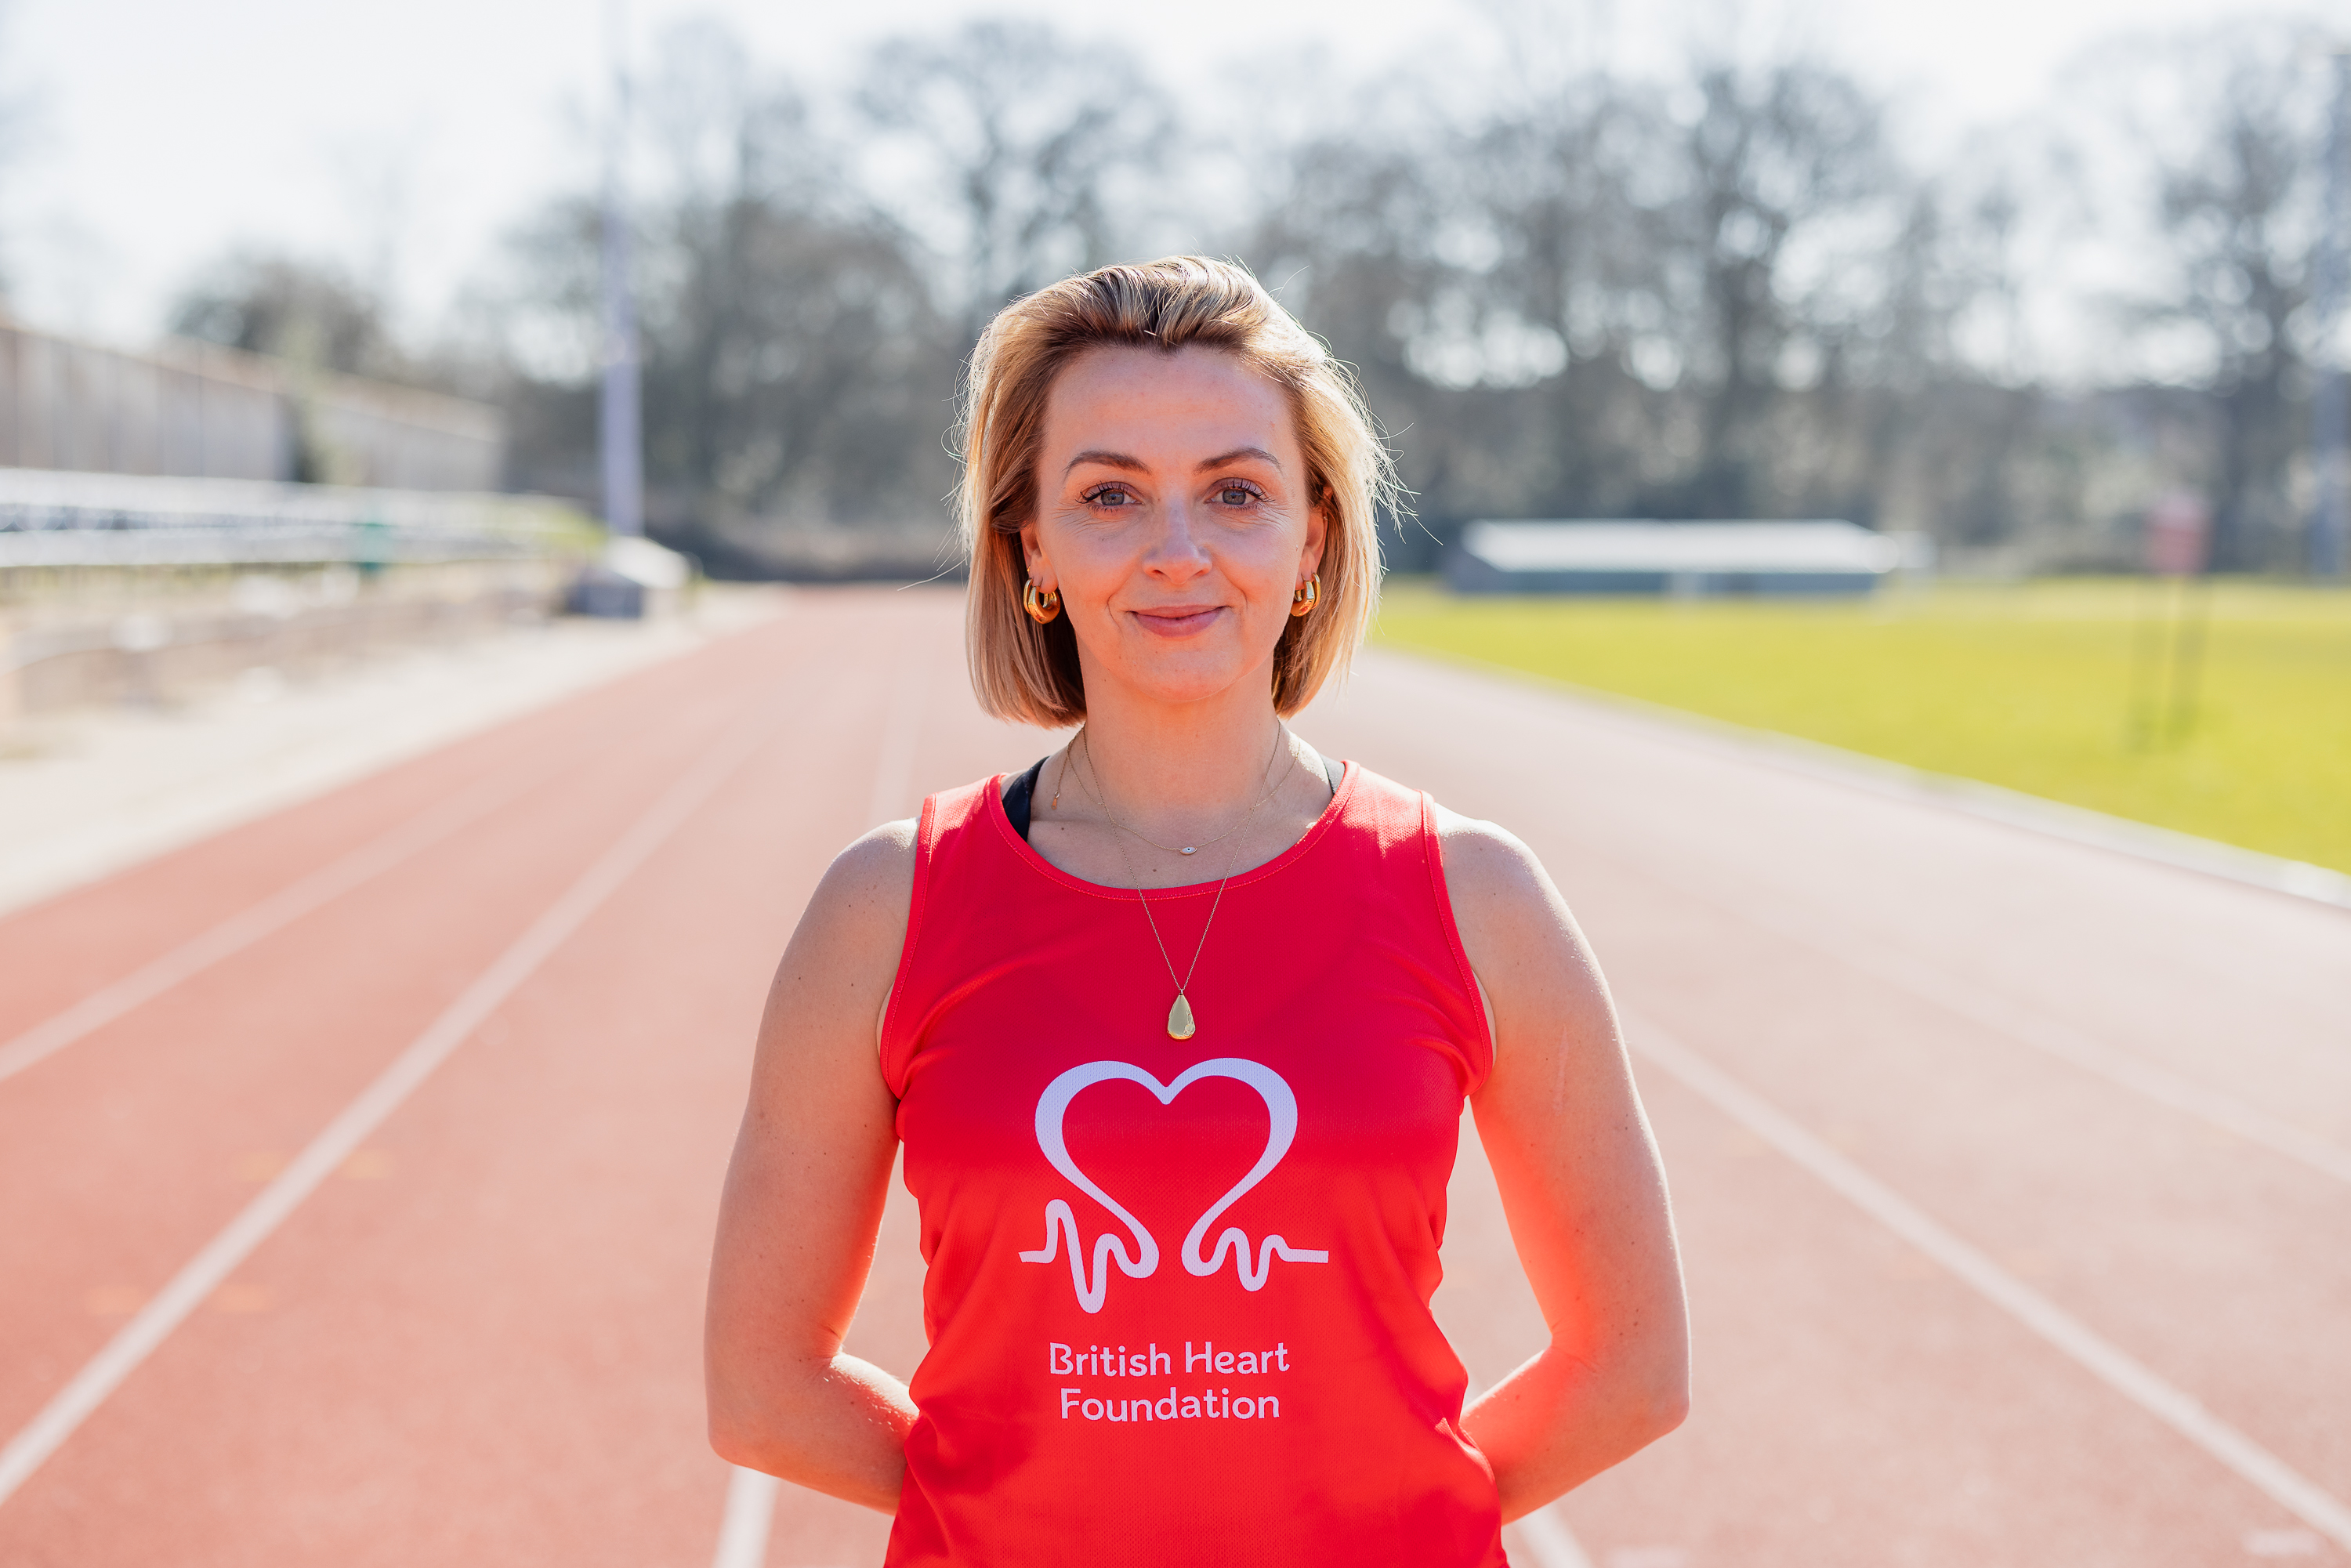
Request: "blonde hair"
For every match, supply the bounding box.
[957,255,1393,729]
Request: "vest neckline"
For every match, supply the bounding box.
[986,759,1357,902]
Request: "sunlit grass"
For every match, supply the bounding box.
[1371,578,2351,875]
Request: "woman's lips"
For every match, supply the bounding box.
[1133,606,1223,636]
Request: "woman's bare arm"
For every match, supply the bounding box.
[1438,809,1690,1521]
[705,822,918,1512]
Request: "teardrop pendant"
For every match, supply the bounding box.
[1167,993,1197,1041]
[1179,846,1196,855]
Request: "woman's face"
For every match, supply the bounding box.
[1022,345,1327,712]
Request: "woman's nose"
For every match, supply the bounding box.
[1143,501,1214,578]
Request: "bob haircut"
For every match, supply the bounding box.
[958,255,1395,729]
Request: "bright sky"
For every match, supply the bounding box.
[2,0,2321,347]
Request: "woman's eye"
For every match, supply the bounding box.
[1091,487,1131,508]
[1219,485,1254,506]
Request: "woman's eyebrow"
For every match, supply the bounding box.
[1063,450,1148,475]
[1197,447,1282,472]
[1060,447,1282,476]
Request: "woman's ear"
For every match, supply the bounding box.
[1299,485,1331,579]
[1018,517,1054,590]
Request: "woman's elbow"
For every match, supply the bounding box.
[708,1399,775,1472]
[1643,1377,1690,1443]
[706,1349,854,1479]
[705,1355,800,1475]
[1629,1342,1690,1445]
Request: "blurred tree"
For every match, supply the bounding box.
[487,20,958,565]
[1893,165,2044,550]
[434,11,2340,577]
[1246,57,1934,547]
[857,19,1175,342]
[168,252,401,380]
[1244,115,1465,556]
[1666,60,1896,518]
[2134,31,2320,570]
[641,24,955,533]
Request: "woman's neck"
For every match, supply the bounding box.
[1029,658,1331,892]
[1069,672,1289,835]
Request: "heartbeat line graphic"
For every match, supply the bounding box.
[1018,1057,1329,1313]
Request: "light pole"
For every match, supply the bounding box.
[599,0,644,541]
[2312,45,2349,578]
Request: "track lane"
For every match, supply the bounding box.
[0,630,763,1033]
[0,679,789,1509]
[0,668,795,1439]
[1588,1066,2330,1566]
[0,648,805,1445]
[0,761,559,1086]
[1609,882,2351,1495]
[0,668,746,1090]
[1538,791,2351,1526]
[1629,1009,2351,1551]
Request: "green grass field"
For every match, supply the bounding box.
[1371,578,2351,876]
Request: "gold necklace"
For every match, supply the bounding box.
[1067,726,1288,1040]
[1076,728,1288,856]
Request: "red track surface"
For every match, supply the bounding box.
[1,589,2346,1567]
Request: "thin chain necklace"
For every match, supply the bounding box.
[1076,728,1288,856]
[1065,725,1289,1041]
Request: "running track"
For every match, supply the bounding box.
[1,588,2345,1567]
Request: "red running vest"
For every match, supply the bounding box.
[879,762,1505,1566]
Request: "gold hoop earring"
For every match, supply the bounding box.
[1289,574,1320,617]
[1023,579,1061,625]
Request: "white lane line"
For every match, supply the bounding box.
[864,657,929,828]
[1623,1009,2351,1555]
[1468,1377,1595,1568]
[709,1465,781,1568]
[1508,1503,1596,1568]
[701,650,917,1568]
[696,656,918,1568]
[1759,919,2351,1187]
[0,760,559,1088]
[0,708,782,1510]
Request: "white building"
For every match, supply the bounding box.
[1447,520,1933,596]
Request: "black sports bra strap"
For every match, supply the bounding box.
[1324,755,1344,795]
[1003,757,1049,842]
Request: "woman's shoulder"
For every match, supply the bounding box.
[816,767,1019,922]
[1335,765,1547,894]
[1312,763,1559,936]
[833,816,919,877]
[1422,797,1603,1022]
[1419,795,1564,931]
[806,818,920,946]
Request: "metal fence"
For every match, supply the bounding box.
[0,467,591,572]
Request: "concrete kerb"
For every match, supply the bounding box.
[0,587,791,920]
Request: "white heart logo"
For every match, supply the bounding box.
[1017,1057,1331,1313]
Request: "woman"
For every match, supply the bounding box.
[705,255,1687,1566]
